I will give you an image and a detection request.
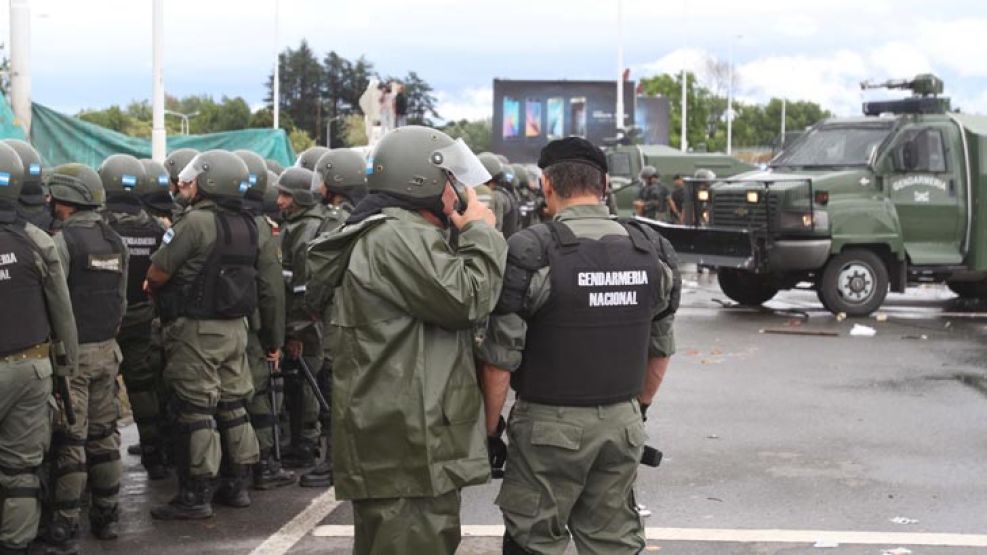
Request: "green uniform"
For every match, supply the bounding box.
[245,216,286,456]
[150,199,260,480]
[306,207,507,554]
[481,204,675,555]
[0,222,77,553]
[50,210,129,535]
[280,204,327,450]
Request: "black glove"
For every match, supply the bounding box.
[487,416,507,479]
[640,402,650,422]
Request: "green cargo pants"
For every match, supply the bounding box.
[117,317,164,455]
[352,489,462,555]
[496,399,646,555]
[0,354,52,551]
[51,339,122,524]
[245,330,280,454]
[163,317,259,478]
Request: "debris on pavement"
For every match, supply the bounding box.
[705,434,719,440]
[760,328,839,337]
[874,313,888,322]
[889,516,919,525]
[901,334,929,341]
[850,324,877,337]
[836,312,847,321]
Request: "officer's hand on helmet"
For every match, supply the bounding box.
[448,186,496,230]
[286,339,303,360]
[487,415,508,479]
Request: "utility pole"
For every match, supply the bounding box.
[151,0,166,161]
[681,68,688,152]
[726,35,740,155]
[615,0,624,131]
[780,98,787,147]
[273,0,280,129]
[9,0,32,136]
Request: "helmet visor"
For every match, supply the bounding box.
[177,154,206,184]
[431,139,491,188]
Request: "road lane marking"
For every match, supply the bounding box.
[250,487,340,555]
[311,525,987,547]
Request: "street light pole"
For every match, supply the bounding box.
[273,0,280,129]
[726,35,739,156]
[10,0,32,136]
[615,0,624,132]
[151,0,166,161]
[681,68,688,152]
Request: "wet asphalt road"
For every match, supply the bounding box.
[71,270,987,554]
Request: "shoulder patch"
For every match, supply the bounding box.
[162,228,175,245]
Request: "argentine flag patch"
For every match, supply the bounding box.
[28,163,41,176]
[122,174,138,190]
[0,172,10,186]
[365,156,374,175]
[162,228,175,244]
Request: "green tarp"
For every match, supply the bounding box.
[0,91,28,141]
[28,102,295,168]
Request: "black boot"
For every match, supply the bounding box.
[299,459,333,488]
[281,440,317,469]
[126,443,142,456]
[141,443,170,480]
[89,504,120,540]
[41,517,79,555]
[150,477,214,520]
[213,465,251,508]
[253,453,296,490]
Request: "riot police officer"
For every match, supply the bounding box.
[2,139,51,233]
[138,158,175,228]
[233,150,290,490]
[98,155,169,481]
[305,126,504,554]
[45,163,129,553]
[633,165,669,220]
[478,152,520,237]
[0,143,78,555]
[295,146,330,172]
[163,148,199,217]
[479,137,680,554]
[146,150,263,519]
[275,167,327,469]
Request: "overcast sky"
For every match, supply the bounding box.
[2,0,985,122]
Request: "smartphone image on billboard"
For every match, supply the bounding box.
[503,97,520,139]
[570,97,587,137]
[525,99,542,137]
[547,97,564,139]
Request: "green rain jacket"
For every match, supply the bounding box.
[305,207,507,500]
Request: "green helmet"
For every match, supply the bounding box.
[265,159,284,175]
[263,176,280,218]
[164,148,199,183]
[48,163,105,208]
[368,126,490,200]
[234,150,269,199]
[0,143,26,202]
[639,165,658,180]
[178,150,251,199]
[477,152,503,182]
[694,168,716,181]
[512,163,529,189]
[276,167,317,206]
[295,146,330,171]
[2,139,42,188]
[313,149,367,204]
[139,159,171,195]
[98,154,146,195]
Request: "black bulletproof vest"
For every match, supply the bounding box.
[16,203,53,233]
[62,221,126,344]
[514,221,660,406]
[107,213,163,306]
[0,223,51,356]
[183,210,259,320]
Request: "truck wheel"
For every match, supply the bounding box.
[819,249,889,316]
[717,269,779,306]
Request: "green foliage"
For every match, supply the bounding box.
[341,114,368,147]
[265,42,440,146]
[289,128,315,154]
[440,119,492,153]
[638,72,832,151]
[0,43,9,96]
[77,94,262,138]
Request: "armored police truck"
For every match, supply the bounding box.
[650,74,987,316]
[606,144,755,217]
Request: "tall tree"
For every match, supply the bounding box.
[402,71,439,125]
[265,40,324,144]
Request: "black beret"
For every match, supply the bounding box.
[537,137,608,174]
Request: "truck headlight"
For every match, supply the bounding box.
[778,210,829,231]
[746,190,760,204]
[697,190,710,202]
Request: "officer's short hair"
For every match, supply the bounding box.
[543,161,604,199]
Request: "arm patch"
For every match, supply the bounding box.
[494,224,553,315]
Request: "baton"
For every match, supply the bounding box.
[57,377,76,426]
[268,361,282,462]
[294,356,331,414]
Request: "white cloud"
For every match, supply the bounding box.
[434,87,492,123]
[634,48,709,77]
[918,18,987,78]
[866,42,934,79]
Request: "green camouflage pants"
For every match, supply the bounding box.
[245,330,281,453]
[496,399,646,555]
[0,355,52,550]
[352,489,461,555]
[51,339,122,523]
[163,317,259,478]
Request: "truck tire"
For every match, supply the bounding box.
[947,280,987,299]
[717,269,779,306]
[819,249,889,316]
